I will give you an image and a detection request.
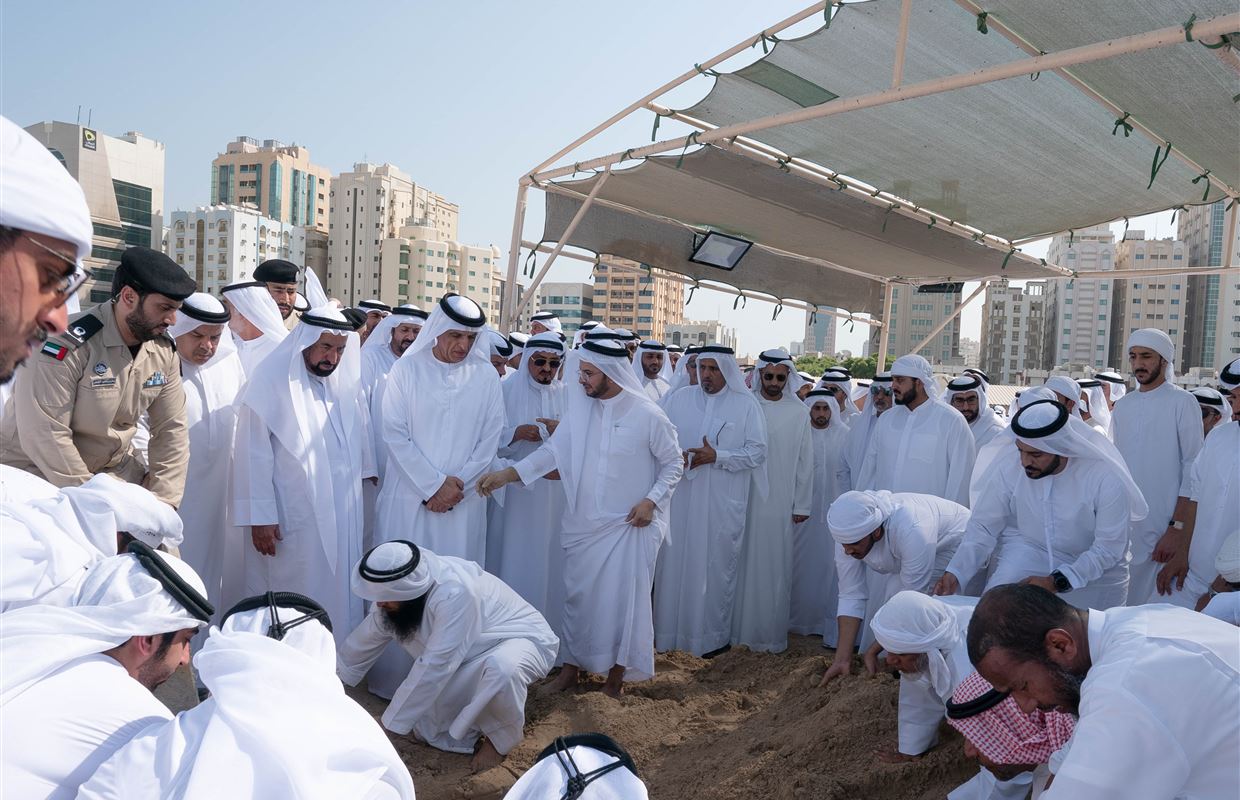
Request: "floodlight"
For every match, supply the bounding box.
[690,232,753,271]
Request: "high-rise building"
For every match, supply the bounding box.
[980,278,1050,385]
[164,205,311,296]
[1179,200,1240,369]
[1045,225,1116,370]
[24,121,164,306]
[1108,231,1190,368]
[802,309,838,356]
[376,223,502,318]
[326,163,460,305]
[590,259,684,340]
[959,337,980,369]
[210,137,332,232]
[534,282,594,334]
[867,284,963,364]
[664,320,738,350]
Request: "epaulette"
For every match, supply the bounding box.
[40,314,102,360]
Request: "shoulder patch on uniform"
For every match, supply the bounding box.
[64,314,104,347]
[40,341,69,361]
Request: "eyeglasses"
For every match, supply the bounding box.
[531,357,562,369]
[870,385,893,396]
[761,372,787,382]
[24,234,92,298]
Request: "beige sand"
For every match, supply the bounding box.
[348,636,978,799]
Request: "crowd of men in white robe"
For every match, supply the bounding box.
[3,115,1238,798]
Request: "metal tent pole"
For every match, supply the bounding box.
[909,280,989,357]
[499,183,529,330]
[876,282,896,368]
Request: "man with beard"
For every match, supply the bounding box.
[857,354,974,506]
[936,400,1145,610]
[529,311,561,337]
[1110,329,1203,605]
[219,280,288,376]
[1190,386,1226,438]
[252,258,301,331]
[0,545,210,799]
[967,583,1239,800]
[659,345,700,405]
[1,247,194,507]
[232,307,375,646]
[839,373,892,492]
[946,374,1005,451]
[1093,369,1127,410]
[631,340,672,400]
[666,343,683,370]
[338,541,557,772]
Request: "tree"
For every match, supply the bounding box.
[793,354,838,377]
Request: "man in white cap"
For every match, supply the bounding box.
[0,116,90,393]
[1043,376,1087,421]
[1093,369,1127,410]
[477,338,681,697]
[505,733,648,799]
[857,354,975,506]
[377,293,503,564]
[789,390,849,644]
[529,311,562,337]
[816,368,860,424]
[936,400,1146,610]
[338,541,558,771]
[946,374,1005,450]
[220,280,288,376]
[1200,531,1240,624]
[820,490,969,682]
[78,591,416,800]
[0,544,210,799]
[632,339,672,400]
[839,373,892,492]
[232,306,375,646]
[968,583,1240,800]
[655,345,767,657]
[1190,386,1226,439]
[1110,328,1202,605]
[732,348,814,653]
[169,293,246,620]
[356,298,392,345]
[1,475,183,612]
[488,332,568,635]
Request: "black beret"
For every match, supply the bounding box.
[112,247,196,301]
[253,259,300,284]
[340,307,368,331]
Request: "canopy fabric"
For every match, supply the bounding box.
[542,146,1060,316]
[677,0,1237,242]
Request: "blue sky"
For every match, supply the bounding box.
[2,1,1171,357]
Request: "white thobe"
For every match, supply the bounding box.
[969,413,1005,451]
[731,395,814,653]
[177,353,246,622]
[947,457,1131,610]
[1203,592,1240,625]
[1164,421,1239,608]
[515,392,682,680]
[232,379,374,646]
[640,376,670,401]
[377,355,504,565]
[1040,606,1239,799]
[338,556,558,753]
[360,343,400,552]
[654,388,766,656]
[490,378,567,638]
[857,400,975,506]
[0,654,171,800]
[838,412,879,492]
[1110,382,1202,604]
[835,494,969,650]
[789,420,849,641]
[232,335,279,377]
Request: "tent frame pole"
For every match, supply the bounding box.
[500,183,529,330]
[909,280,989,357]
[892,0,913,88]
[1223,201,1239,272]
[876,283,895,367]
[529,13,1240,186]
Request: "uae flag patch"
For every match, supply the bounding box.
[41,342,69,361]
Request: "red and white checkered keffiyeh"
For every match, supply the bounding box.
[946,671,1076,764]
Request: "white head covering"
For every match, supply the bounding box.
[685,346,769,497]
[827,489,900,544]
[0,550,207,706]
[504,332,566,440]
[361,304,425,357]
[221,281,289,343]
[1044,376,1085,419]
[662,347,700,400]
[530,311,563,334]
[301,267,330,308]
[631,340,672,385]
[1126,328,1178,383]
[0,116,92,263]
[946,373,1000,429]
[1077,378,1113,432]
[1094,370,1128,403]
[1219,357,1240,393]
[1191,386,1227,416]
[508,331,530,364]
[170,291,240,374]
[891,353,942,399]
[970,386,1059,504]
[1011,400,1148,521]
[236,306,363,571]
[815,370,860,420]
[803,389,842,421]
[400,293,489,367]
[487,327,515,363]
[572,320,600,348]
[350,541,436,602]
[752,348,805,399]
[871,591,976,704]
[505,736,648,799]
[1215,531,1240,583]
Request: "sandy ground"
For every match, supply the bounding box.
[347,636,977,799]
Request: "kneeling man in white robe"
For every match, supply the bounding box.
[338,541,558,771]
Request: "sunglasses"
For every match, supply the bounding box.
[762,372,787,382]
[870,385,892,396]
[531,357,562,369]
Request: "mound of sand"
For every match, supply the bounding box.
[349,636,977,799]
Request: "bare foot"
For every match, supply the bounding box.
[601,681,624,699]
[549,664,580,692]
[470,738,504,772]
[602,664,625,698]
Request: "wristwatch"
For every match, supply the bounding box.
[1051,570,1072,593]
[1169,520,1185,531]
